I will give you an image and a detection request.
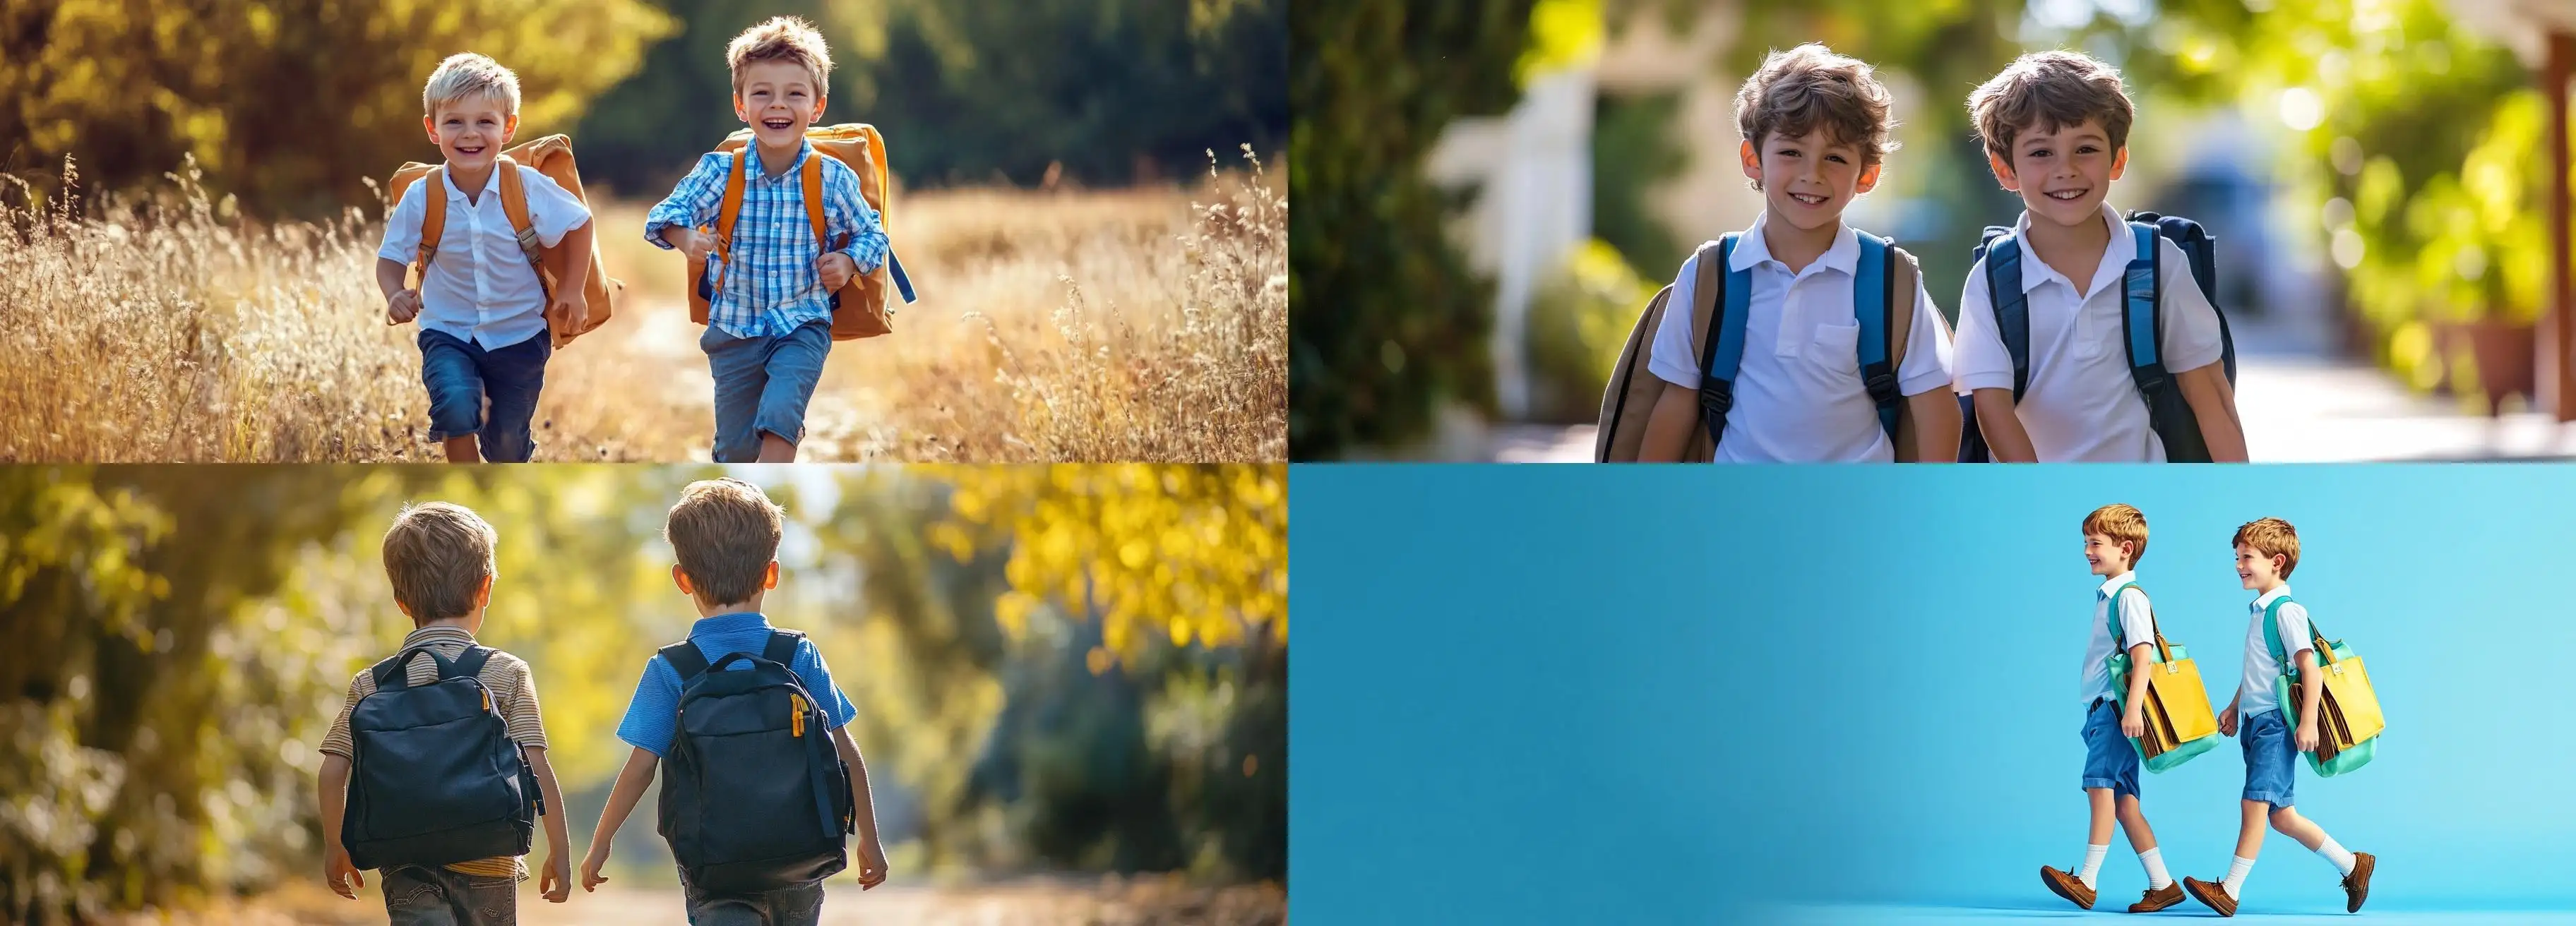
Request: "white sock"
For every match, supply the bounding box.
[2315,836,2357,876]
[2078,843,2110,889]
[2222,855,2255,898]
[2137,847,2173,890]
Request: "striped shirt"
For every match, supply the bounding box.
[615,612,857,758]
[323,625,547,879]
[643,143,890,339]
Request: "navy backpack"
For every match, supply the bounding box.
[657,630,854,894]
[341,645,540,870]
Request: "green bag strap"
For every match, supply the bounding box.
[2264,595,2337,679]
[2106,582,2168,665]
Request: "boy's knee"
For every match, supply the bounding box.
[2267,806,2300,829]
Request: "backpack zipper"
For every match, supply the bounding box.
[792,694,806,737]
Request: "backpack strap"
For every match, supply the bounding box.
[799,152,831,251]
[371,644,454,690]
[1853,235,1903,441]
[494,158,551,303]
[414,167,449,279]
[448,644,495,680]
[1982,232,2032,399]
[2120,221,2171,413]
[1696,234,1751,450]
[763,629,805,666]
[660,640,712,682]
[706,150,751,298]
[2262,595,2301,679]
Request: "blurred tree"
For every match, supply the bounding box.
[0,0,675,216]
[1290,1,1534,458]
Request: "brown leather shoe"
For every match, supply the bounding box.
[2040,865,2097,910]
[2128,881,2184,913]
[2342,853,2375,913]
[2182,876,2237,917]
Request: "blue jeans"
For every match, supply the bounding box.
[678,869,825,926]
[419,328,551,462]
[702,319,831,462]
[2242,707,2296,809]
[2080,698,2140,798]
[382,865,516,926]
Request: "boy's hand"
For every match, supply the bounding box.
[324,847,364,899]
[854,838,889,889]
[550,289,589,335]
[541,853,571,903]
[2217,703,2238,737]
[816,252,856,291]
[387,288,422,325]
[672,228,713,262]
[2120,707,2145,740]
[2294,722,2320,753]
[580,846,611,892]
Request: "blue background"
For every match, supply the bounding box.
[1292,465,2576,922]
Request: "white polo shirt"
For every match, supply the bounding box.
[1646,213,1955,462]
[2238,584,2313,715]
[2079,570,2159,706]
[378,164,592,350]
[1952,203,2225,461]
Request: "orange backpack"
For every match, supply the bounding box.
[388,134,622,348]
[687,124,917,341]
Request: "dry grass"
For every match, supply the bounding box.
[0,150,1285,462]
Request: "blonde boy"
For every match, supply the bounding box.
[1634,43,1959,462]
[376,54,595,463]
[1957,51,2246,462]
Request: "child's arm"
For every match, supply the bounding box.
[831,726,889,889]
[579,746,660,891]
[2291,647,2324,752]
[1637,382,1700,462]
[375,258,420,325]
[1969,389,2038,462]
[1904,389,1961,462]
[825,170,890,275]
[2118,641,2154,738]
[548,220,596,331]
[318,753,362,899]
[643,153,732,256]
[2219,691,2241,736]
[525,747,573,903]
[2176,363,2248,462]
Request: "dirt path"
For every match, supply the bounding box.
[114,879,1284,926]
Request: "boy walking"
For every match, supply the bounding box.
[377,54,595,463]
[645,17,890,463]
[1956,51,2246,462]
[1631,43,1958,462]
[2181,517,2376,915]
[2041,503,2183,912]
[318,502,573,923]
[580,478,888,924]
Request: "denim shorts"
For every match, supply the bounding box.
[678,867,824,926]
[419,327,551,462]
[2080,697,2140,798]
[700,318,832,463]
[2241,707,2296,809]
[382,864,515,926]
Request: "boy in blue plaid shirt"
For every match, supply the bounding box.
[645,16,888,463]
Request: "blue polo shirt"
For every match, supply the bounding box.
[615,612,858,757]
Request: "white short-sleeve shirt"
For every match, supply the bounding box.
[1952,203,2225,461]
[2238,584,2314,715]
[1645,212,1955,462]
[2079,570,2160,706]
[377,163,592,350]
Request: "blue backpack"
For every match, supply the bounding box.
[340,645,541,870]
[657,630,854,894]
[1957,212,2236,462]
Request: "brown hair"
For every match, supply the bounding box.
[2233,517,2301,579]
[728,16,833,96]
[2082,503,2149,566]
[665,478,785,606]
[382,502,498,623]
[1734,43,1897,188]
[1968,50,2135,164]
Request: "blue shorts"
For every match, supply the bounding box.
[2241,707,2296,809]
[419,327,551,462]
[701,318,832,463]
[2080,698,2140,798]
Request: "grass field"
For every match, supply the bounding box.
[0,151,1285,462]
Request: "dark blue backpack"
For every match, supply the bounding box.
[1957,212,2236,462]
[341,645,539,870]
[657,630,853,894]
[1695,232,1914,449]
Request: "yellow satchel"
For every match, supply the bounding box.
[2106,587,2219,771]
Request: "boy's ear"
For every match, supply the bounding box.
[1986,149,2021,191]
[501,114,520,145]
[762,560,780,591]
[2110,146,2128,181]
[1855,161,1882,196]
[672,563,695,596]
[1739,139,1761,184]
[474,574,494,610]
[394,598,415,620]
[424,114,440,147]
[733,92,749,125]
[811,94,825,122]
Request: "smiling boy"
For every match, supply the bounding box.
[1956,51,2246,462]
[644,16,889,464]
[377,54,595,463]
[1633,43,1959,462]
[2040,503,2183,913]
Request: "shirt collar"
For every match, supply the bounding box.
[2009,201,2132,296]
[2253,584,2293,609]
[2097,570,2137,600]
[690,611,773,637]
[441,164,504,203]
[739,141,815,184]
[1730,211,1860,277]
[400,624,479,647]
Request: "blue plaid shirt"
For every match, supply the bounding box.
[614,612,857,758]
[645,143,890,339]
